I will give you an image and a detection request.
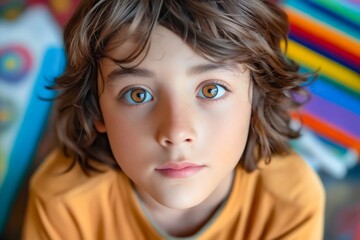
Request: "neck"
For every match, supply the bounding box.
[135,170,235,237]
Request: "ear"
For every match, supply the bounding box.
[94,119,106,133]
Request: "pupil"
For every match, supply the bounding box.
[203,85,218,98]
[208,88,217,96]
[136,92,144,99]
[132,89,145,102]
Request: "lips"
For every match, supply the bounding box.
[155,162,205,178]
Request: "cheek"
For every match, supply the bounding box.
[205,99,251,160]
[100,107,150,166]
[100,95,148,147]
[106,120,150,176]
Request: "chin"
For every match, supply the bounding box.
[152,191,207,210]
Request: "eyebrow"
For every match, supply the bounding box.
[107,68,155,81]
[187,63,238,75]
[106,63,238,81]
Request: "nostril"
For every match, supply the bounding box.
[157,129,197,147]
[162,138,193,146]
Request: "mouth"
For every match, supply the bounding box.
[155,162,205,178]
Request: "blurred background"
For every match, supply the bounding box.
[0,0,359,239]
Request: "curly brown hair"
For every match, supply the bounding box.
[53,0,309,174]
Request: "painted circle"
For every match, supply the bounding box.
[0,45,32,84]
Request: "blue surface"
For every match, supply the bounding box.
[0,47,65,232]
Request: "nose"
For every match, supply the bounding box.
[155,100,197,147]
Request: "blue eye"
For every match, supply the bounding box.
[198,83,227,99]
[122,87,153,105]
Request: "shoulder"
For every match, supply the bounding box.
[257,151,325,207]
[24,149,138,239]
[29,149,122,201]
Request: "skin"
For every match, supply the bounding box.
[95,26,252,237]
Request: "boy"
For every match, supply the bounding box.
[23,0,325,239]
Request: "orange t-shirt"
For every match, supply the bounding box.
[22,149,324,240]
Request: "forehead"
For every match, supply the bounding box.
[104,26,197,65]
[102,25,246,74]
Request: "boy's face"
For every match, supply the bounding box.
[96,26,252,209]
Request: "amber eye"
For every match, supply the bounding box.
[202,84,219,98]
[131,89,147,103]
[121,87,153,105]
[197,83,227,99]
